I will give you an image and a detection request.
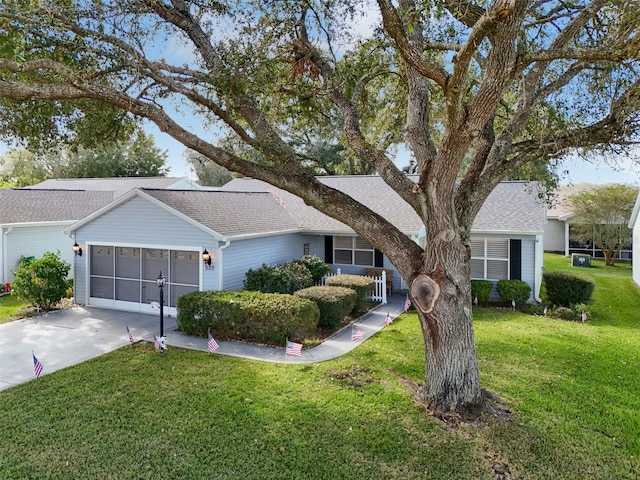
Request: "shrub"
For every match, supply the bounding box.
[244,262,314,294]
[11,252,71,311]
[324,274,375,314]
[543,271,594,307]
[496,279,531,306]
[470,280,493,304]
[295,286,357,329]
[553,306,578,321]
[292,255,331,284]
[176,290,319,345]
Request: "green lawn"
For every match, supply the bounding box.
[1,254,639,479]
[0,294,31,324]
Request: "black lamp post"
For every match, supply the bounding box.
[156,272,166,346]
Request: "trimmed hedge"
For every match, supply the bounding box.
[295,286,357,329]
[324,274,375,314]
[543,271,594,307]
[471,280,493,304]
[496,279,531,306]
[292,255,332,284]
[244,262,314,294]
[176,290,319,345]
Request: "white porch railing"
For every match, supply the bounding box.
[320,268,388,304]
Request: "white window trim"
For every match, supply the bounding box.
[470,238,510,281]
[333,236,375,267]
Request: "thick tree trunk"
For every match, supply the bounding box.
[411,227,483,415]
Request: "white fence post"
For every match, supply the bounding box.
[381,270,387,304]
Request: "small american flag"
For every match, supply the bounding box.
[384,313,392,326]
[404,293,412,311]
[33,353,43,379]
[473,296,478,306]
[581,310,587,322]
[126,325,134,344]
[153,335,160,352]
[286,340,302,357]
[207,332,220,352]
[352,328,364,341]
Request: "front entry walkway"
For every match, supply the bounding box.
[0,295,408,391]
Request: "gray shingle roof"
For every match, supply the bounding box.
[141,189,300,237]
[29,177,191,197]
[221,176,545,235]
[0,189,115,224]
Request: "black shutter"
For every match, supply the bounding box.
[324,236,333,264]
[374,249,384,268]
[510,239,522,280]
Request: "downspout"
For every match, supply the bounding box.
[217,239,231,291]
[534,234,543,302]
[1,226,12,285]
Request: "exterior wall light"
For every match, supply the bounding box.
[202,248,214,270]
[72,242,83,256]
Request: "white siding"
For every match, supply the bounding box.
[222,233,317,290]
[3,223,75,283]
[520,238,536,300]
[543,218,566,253]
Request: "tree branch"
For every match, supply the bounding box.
[376,0,449,89]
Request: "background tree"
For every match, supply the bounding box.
[0,130,168,186]
[0,0,638,416]
[185,149,233,186]
[63,130,168,178]
[569,184,637,266]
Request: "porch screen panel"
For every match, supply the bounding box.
[170,250,199,285]
[91,245,114,276]
[142,249,169,280]
[90,277,113,299]
[116,247,140,278]
[115,279,140,302]
[90,246,114,299]
[170,284,199,308]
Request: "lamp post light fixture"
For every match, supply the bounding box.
[156,271,166,351]
[72,242,83,256]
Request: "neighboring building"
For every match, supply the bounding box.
[544,183,633,260]
[629,190,640,287]
[64,177,546,316]
[0,189,115,285]
[28,176,204,196]
[0,177,204,285]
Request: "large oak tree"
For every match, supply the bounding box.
[0,0,638,415]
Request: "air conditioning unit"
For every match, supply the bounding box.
[571,253,592,267]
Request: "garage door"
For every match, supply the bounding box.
[88,245,199,314]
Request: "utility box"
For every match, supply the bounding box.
[572,254,592,267]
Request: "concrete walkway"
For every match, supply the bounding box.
[0,295,407,391]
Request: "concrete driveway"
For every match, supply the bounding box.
[0,306,174,391]
[0,296,406,391]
